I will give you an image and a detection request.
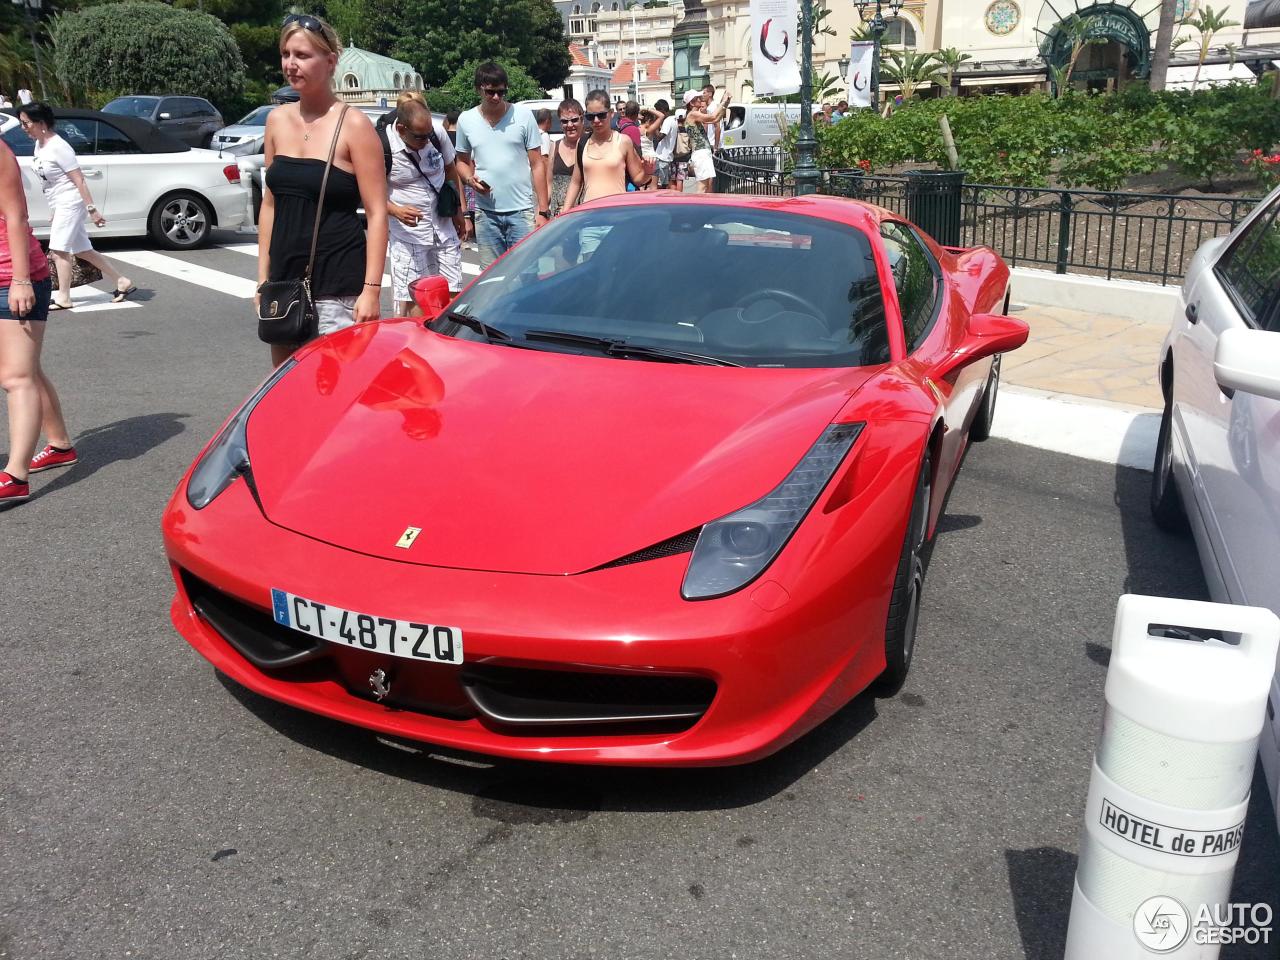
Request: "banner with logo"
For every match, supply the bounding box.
[750,0,801,97]
[847,41,876,109]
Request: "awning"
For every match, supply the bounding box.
[1165,62,1258,88]
[960,73,1046,87]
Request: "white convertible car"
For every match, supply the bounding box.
[1152,183,1280,830]
[0,107,248,249]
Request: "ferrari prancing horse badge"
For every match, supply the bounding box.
[395,526,422,549]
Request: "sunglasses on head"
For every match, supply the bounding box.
[585,110,609,122]
[282,13,325,33]
[480,87,507,97]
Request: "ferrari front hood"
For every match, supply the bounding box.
[244,322,874,574]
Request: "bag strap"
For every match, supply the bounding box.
[305,103,348,281]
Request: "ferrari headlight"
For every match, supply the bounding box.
[186,360,296,510]
[681,422,864,600]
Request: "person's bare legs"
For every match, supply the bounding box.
[74,249,131,294]
[36,367,71,448]
[698,177,715,194]
[49,249,74,307]
[270,343,294,368]
[0,318,46,480]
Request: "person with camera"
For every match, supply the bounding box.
[642,100,678,191]
[385,91,467,316]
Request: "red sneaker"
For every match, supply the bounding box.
[0,471,30,505]
[29,444,77,474]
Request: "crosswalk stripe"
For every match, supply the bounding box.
[106,249,259,299]
[221,241,481,278]
[62,285,141,313]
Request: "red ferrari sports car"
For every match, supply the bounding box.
[162,193,1027,766]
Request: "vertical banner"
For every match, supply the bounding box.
[751,0,801,97]
[848,41,875,109]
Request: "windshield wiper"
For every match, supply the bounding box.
[434,310,512,343]
[522,329,741,366]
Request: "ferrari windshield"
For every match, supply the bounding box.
[444,204,890,368]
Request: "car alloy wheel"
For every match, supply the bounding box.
[877,451,931,691]
[1150,390,1188,532]
[150,192,212,250]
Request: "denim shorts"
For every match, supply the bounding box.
[0,277,53,321]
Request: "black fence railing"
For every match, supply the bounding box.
[712,147,1265,286]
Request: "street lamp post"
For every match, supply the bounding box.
[792,0,820,195]
[11,0,48,101]
[854,0,904,112]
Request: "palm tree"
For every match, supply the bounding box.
[879,49,943,101]
[1055,14,1106,93]
[1149,0,1179,90]
[934,47,972,96]
[1182,5,1241,89]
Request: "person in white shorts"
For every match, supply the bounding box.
[385,92,466,316]
[681,89,726,193]
[19,102,134,309]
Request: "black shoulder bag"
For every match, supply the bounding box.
[257,104,348,345]
[402,134,461,218]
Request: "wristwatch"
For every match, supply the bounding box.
[86,204,97,213]
[539,209,551,218]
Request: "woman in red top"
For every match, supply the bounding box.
[0,137,73,506]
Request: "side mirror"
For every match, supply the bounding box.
[1214,327,1280,401]
[410,275,451,316]
[158,112,172,121]
[935,312,1029,379]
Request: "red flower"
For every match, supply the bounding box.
[857,158,871,171]
[1254,148,1265,156]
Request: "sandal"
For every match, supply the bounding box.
[111,285,137,303]
[48,301,72,311]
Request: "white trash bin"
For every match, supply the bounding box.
[1064,594,1279,959]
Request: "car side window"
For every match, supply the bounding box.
[880,221,939,352]
[1217,200,1280,326]
[2,125,33,157]
[192,99,218,118]
[55,119,95,155]
[94,121,140,155]
[159,98,180,119]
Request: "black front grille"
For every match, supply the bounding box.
[461,663,715,728]
[181,571,326,670]
[592,528,701,571]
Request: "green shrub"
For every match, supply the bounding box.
[424,59,545,115]
[780,83,1280,191]
[53,2,245,109]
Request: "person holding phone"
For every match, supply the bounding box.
[454,62,548,269]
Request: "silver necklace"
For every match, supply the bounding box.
[301,102,335,142]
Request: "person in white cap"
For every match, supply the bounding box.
[681,88,726,194]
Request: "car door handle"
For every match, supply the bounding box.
[82,169,103,179]
[1185,301,1199,324]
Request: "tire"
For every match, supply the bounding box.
[1151,390,1189,532]
[969,354,1001,443]
[876,450,932,692]
[149,192,213,250]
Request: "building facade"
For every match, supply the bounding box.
[701,0,1280,104]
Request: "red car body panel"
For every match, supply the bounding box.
[162,193,1022,766]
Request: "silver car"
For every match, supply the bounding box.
[211,104,275,157]
[1152,183,1280,832]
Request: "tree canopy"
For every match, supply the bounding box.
[54,2,245,108]
[425,59,546,115]
[389,0,571,91]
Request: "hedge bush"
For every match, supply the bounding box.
[784,84,1280,191]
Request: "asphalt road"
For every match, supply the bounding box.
[2,234,1276,960]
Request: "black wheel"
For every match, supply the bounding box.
[1151,390,1188,532]
[148,192,213,250]
[969,354,1001,443]
[876,451,932,692]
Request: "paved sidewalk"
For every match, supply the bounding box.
[1004,301,1169,410]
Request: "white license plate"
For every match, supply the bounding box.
[271,588,463,664]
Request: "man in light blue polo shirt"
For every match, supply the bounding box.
[455,62,549,269]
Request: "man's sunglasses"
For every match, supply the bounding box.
[480,87,507,98]
[282,13,325,33]
[585,110,609,122]
[398,125,431,143]
[560,116,583,125]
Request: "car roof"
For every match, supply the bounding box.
[2,107,190,154]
